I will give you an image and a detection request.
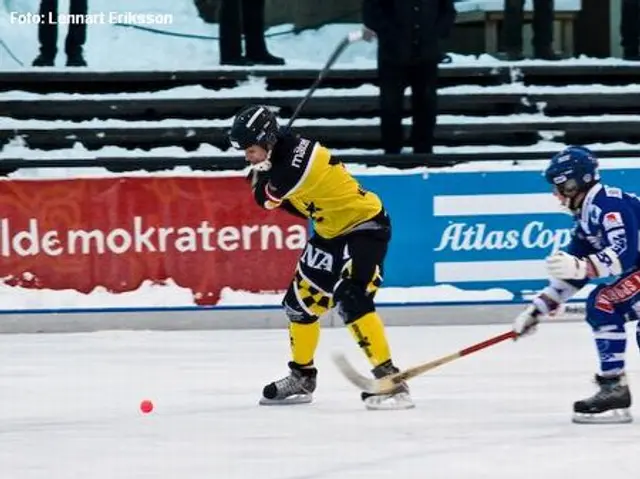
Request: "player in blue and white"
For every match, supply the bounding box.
[513,146,640,424]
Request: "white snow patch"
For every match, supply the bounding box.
[0,280,517,310]
[0,278,195,310]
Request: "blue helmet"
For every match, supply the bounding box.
[544,146,600,199]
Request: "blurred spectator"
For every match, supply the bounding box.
[33,0,87,67]
[363,0,456,155]
[219,0,285,65]
[503,0,557,60]
[621,0,640,60]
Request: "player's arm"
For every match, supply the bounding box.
[249,170,307,219]
[248,168,285,210]
[252,175,283,210]
[547,204,637,281]
[362,0,394,36]
[533,232,591,312]
[513,230,592,338]
[584,205,637,278]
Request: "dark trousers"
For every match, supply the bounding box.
[378,59,439,155]
[503,0,554,54]
[219,0,268,61]
[621,0,640,56]
[38,0,87,57]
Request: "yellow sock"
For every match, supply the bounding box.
[347,312,391,367]
[289,321,320,366]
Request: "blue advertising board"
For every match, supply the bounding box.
[355,167,640,301]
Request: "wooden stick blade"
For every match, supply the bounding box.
[332,353,400,394]
[332,352,377,392]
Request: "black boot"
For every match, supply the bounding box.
[533,48,560,60]
[504,49,525,61]
[623,49,640,61]
[247,52,285,66]
[260,361,317,405]
[220,56,254,66]
[361,360,414,410]
[66,52,87,67]
[32,52,55,67]
[573,374,632,424]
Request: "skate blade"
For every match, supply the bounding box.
[572,408,633,424]
[258,394,313,406]
[364,392,415,411]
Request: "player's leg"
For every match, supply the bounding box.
[573,283,633,423]
[259,237,336,405]
[334,217,414,410]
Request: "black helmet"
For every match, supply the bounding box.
[228,105,279,150]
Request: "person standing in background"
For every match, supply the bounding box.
[503,0,557,60]
[621,0,640,60]
[362,0,456,156]
[219,0,285,65]
[32,0,88,67]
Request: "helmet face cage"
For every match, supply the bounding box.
[545,146,599,212]
[553,177,580,199]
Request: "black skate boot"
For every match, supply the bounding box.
[361,360,415,410]
[572,374,632,424]
[259,361,317,406]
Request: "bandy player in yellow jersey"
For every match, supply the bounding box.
[228,105,413,410]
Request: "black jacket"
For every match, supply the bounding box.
[362,0,456,64]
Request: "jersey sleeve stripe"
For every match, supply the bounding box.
[588,248,623,277]
[265,184,283,203]
[534,278,579,314]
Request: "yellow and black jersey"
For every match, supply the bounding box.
[255,133,383,239]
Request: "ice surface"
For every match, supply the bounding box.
[1,322,639,479]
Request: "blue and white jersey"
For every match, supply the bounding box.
[568,183,640,282]
[533,183,640,315]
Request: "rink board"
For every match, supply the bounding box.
[0,164,626,329]
[0,302,585,334]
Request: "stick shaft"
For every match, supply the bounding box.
[459,331,517,357]
[386,331,516,387]
[285,35,350,129]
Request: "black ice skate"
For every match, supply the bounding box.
[572,374,632,424]
[259,361,317,406]
[361,360,415,410]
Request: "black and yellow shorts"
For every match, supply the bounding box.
[283,212,390,323]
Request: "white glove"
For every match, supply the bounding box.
[512,305,541,339]
[545,251,587,280]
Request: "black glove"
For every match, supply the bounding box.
[246,169,268,190]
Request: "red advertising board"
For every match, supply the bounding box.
[0,177,307,305]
